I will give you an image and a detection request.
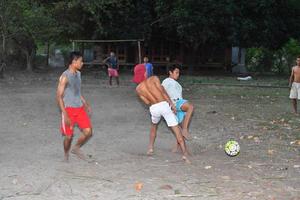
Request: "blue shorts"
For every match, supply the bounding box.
[175,99,188,123]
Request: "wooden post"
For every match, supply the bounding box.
[138,40,141,63]
[81,43,84,55]
[46,41,49,66]
[72,41,75,51]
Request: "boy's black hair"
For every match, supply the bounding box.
[168,64,181,74]
[68,51,82,66]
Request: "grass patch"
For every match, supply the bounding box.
[179,75,288,87]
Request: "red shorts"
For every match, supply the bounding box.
[61,106,92,136]
[108,68,119,77]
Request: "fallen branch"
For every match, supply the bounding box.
[262,176,287,180]
[64,175,113,183]
[168,193,218,198]
[2,192,41,199]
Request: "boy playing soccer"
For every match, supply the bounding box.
[56,51,93,161]
[289,56,300,115]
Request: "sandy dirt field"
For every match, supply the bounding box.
[0,69,299,200]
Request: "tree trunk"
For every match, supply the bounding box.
[0,15,6,56]
[25,51,34,71]
[1,32,5,54]
[188,47,198,75]
[0,31,6,78]
[46,41,49,66]
[262,49,273,72]
[0,62,4,78]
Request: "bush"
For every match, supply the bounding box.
[246,38,300,75]
[34,54,47,68]
[246,47,264,72]
[273,38,300,75]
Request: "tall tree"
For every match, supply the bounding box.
[154,0,300,49]
[0,0,60,70]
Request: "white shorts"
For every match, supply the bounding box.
[149,101,178,127]
[290,82,300,99]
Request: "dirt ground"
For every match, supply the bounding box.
[0,69,299,200]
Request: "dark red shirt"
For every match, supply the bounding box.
[132,64,146,84]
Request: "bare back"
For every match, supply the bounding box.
[136,76,167,105]
[292,66,300,83]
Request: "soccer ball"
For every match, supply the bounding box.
[224,140,240,157]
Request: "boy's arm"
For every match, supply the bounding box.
[161,87,174,105]
[81,95,91,113]
[56,75,71,126]
[103,57,109,64]
[138,94,150,105]
[289,67,295,87]
[56,75,67,113]
[154,77,176,112]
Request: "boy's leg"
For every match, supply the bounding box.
[170,125,191,164]
[292,99,298,114]
[290,84,298,114]
[172,126,192,155]
[61,110,74,161]
[172,126,183,153]
[147,123,157,155]
[116,77,120,85]
[63,135,72,161]
[109,77,112,85]
[180,102,194,139]
[72,128,92,160]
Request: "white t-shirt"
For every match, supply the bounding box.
[162,77,182,104]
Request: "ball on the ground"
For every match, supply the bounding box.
[224,140,240,156]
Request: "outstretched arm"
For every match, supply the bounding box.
[103,57,109,65]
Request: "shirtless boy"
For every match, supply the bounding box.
[136,76,191,163]
[289,56,300,114]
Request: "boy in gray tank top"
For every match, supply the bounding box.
[56,51,92,161]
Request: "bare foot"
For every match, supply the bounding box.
[147,148,154,156]
[182,155,191,164]
[186,147,192,156]
[182,128,192,141]
[71,147,86,160]
[64,153,69,162]
[171,143,181,153]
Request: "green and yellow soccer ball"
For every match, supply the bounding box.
[225,140,240,157]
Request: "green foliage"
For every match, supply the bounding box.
[282,38,300,59]
[82,0,135,38]
[0,0,63,70]
[246,39,300,75]
[1,1,60,42]
[154,0,232,48]
[1,0,300,71]
[246,47,265,72]
[154,0,300,50]
[273,38,300,74]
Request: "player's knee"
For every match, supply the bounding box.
[177,135,184,144]
[83,128,92,137]
[65,135,72,140]
[189,103,194,112]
